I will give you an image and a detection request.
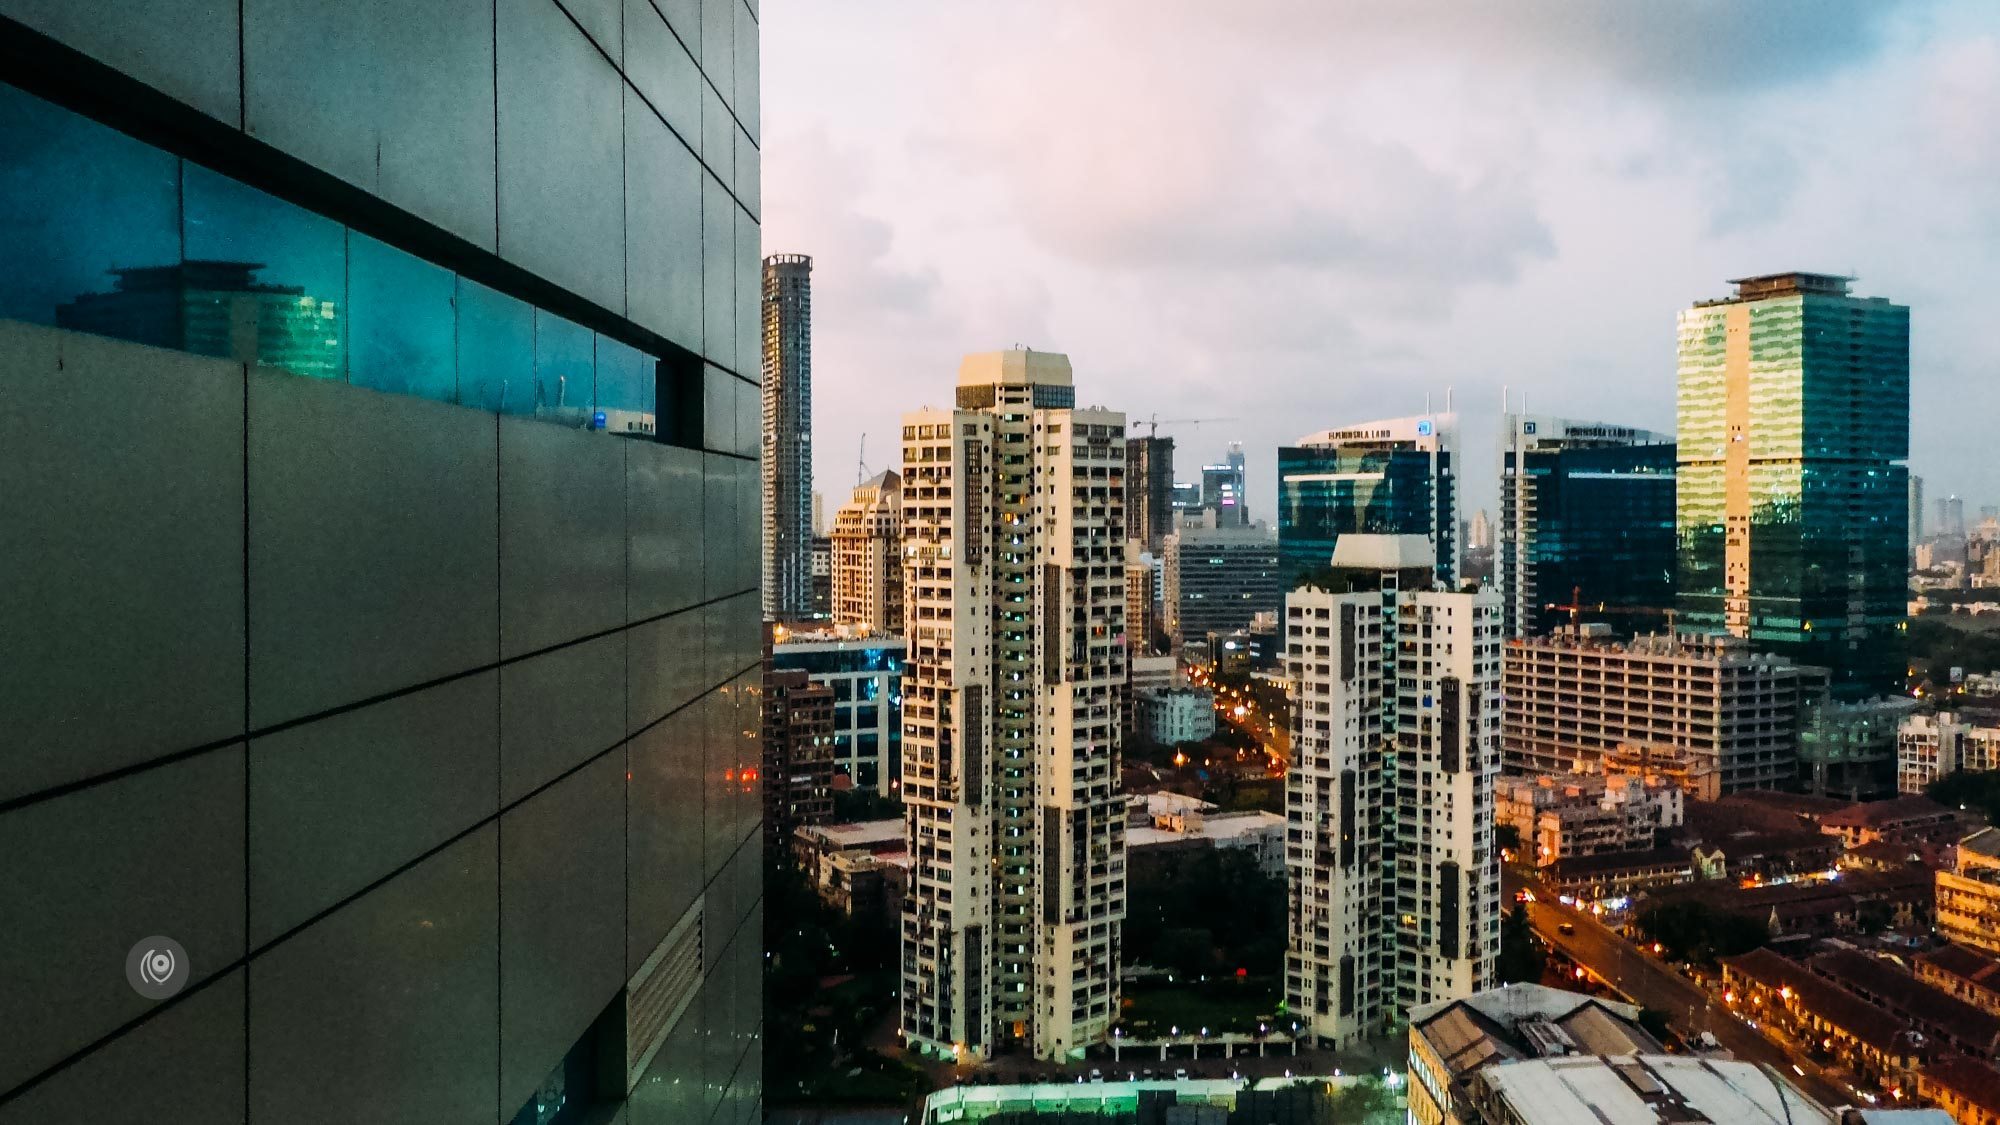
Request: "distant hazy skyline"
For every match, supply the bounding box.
[763,1,1999,521]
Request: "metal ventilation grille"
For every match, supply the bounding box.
[625,896,703,1091]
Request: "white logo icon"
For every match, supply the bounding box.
[127,935,189,999]
[139,949,176,986]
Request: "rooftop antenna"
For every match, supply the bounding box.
[857,433,868,486]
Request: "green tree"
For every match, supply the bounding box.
[1497,901,1544,984]
[1324,1079,1404,1125]
[1931,770,2000,826]
[1636,899,1767,969]
[1637,1007,1673,1042]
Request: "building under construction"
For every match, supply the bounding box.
[1502,625,1826,798]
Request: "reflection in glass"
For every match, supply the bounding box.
[1,77,686,444]
[349,233,455,400]
[182,163,346,377]
[57,261,342,379]
[0,84,179,330]
[457,277,533,413]
[594,333,657,433]
[532,311,594,426]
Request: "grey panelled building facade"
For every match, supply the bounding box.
[0,1,763,1123]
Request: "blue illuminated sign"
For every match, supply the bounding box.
[1416,419,1434,437]
[592,410,608,429]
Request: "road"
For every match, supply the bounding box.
[1519,885,1856,1109]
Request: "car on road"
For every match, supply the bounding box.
[1089,1068,1103,1082]
[1174,1067,1189,1081]
[1558,922,1576,935]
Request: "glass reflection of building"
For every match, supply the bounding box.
[1277,413,1457,588]
[57,261,342,378]
[1498,413,1675,638]
[1675,273,1909,699]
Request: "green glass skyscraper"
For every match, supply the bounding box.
[1675,272,1909,698]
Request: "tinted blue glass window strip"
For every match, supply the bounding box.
[0,78,677,442]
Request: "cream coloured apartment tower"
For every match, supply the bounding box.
[1285,535,1501,1048]
[898,349,1127,1062]
[831,469,904,634]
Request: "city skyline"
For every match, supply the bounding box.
[764,2,2000,520]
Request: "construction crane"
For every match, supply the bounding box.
[1544,585,1679,632]
[1131,414,1235,439]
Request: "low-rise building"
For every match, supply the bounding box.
[1820,795,1966,848]
[1918,944,2000,1019]
[1812,949,2000,1061]
[1921,1055,2000,1125]
[1409,982,1837,1125]
[819,850,909,924]
[1497,772,1683,866]
[1649,865,1933,939]
[1902,712,2000,795]
[1127,802,1285,877]
[1721,948,1929,1094]
[792,817,905,869]
[1135,686,1217,746]
[1542,847,1693,903]
[1941,828,2000,957]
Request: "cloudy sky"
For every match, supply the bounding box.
[762,0,1999,524]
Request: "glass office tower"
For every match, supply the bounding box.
[1499,414,1676,638]
[1277,414,1457,589]
[0,2,762,1122]
[1676,273,1909,699]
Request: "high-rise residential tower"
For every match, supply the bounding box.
[898,349,1127,1062]
[1278,414,1458,589]
[1499,414,1676,638]
[0,3,764,1120]
[1201,442,1250,526]
[1940,496,1969,542]
[763,252,815,621]
[1284,536,1501,1048]
[830,469,904,634]
[1126,434,1176,552]
[1468,509,1493,551]
[1675,273,1909,698]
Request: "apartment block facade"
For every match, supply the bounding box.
[830,468,904,634]
[772,635,907,797]
[1503,630,1822,799]
[1284,536,1502,1049]
[898,349,1127,1061]
[1900,712,2000,795]
[0,1,764,1119]
[763,668,836,848]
